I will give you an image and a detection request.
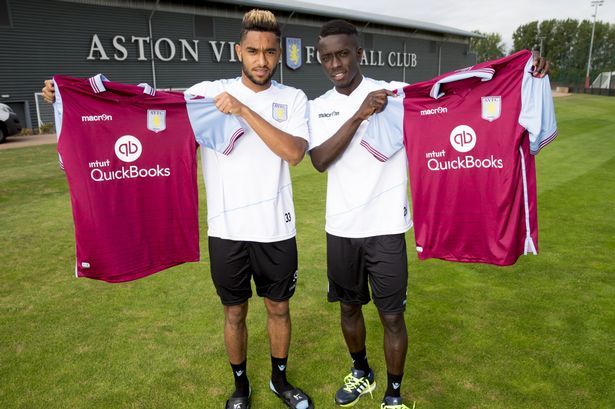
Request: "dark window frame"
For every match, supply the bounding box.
[0,0,12,27]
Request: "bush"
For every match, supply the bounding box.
[18,128,34,136]
[38,123,55,134]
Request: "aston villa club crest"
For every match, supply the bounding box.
[481,96,501,122]
[285,37,302,70]
[147,109,166,132]
[272,103,288,122]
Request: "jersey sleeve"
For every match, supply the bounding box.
[307,99,328,150]
[185,94,245,155]
[307,101,324,151]
[518,57,558,155]
[360,91,405,162]
[387,80,409,89]
[286,90,309,142]
[52,77,64,141]
[52,77,65,169]
[185,80,223,98]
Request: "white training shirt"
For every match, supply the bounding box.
[308,76,412,238]
[186,77,309,242]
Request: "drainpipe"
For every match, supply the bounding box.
[403,41,406,83]
[437,42,442,76]
[148,0,160,88]
[279,11,296,84]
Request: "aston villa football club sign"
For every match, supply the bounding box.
[85,34,420,69]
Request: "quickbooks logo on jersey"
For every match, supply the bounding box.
[115,135,142,162]
[89,135,171,182]
[450,125,476,153]
[425,124,504,171]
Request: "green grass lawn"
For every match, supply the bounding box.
[1,94,614,408]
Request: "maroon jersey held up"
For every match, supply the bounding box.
[53,74,243,282]
[362,51,557,266]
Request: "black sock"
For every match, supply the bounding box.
[350,348,370,373]
[230,360,250,398]
[271,356,292,393]
[385,372,403,398]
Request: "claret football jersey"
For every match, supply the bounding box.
[362,50,557,265]
[54,74,244,282]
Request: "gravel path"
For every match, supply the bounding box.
[0,133,56,151]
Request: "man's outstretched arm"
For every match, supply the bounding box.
[310,89,395,172]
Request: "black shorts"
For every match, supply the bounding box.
[208,236,298,306]
[326,233,408,313]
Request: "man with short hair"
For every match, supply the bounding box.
[43,9,313,409]
[185,10,313,409]
[308,19,548,409]
[309,20,411,409]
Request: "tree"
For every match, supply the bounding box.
[511,19,615,85]
[512,21,539,52]
[537,19,557,55]
[469,31,505,62]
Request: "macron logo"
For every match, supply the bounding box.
[392,383,400,389]
[81,114,113,122]
[318,111,339,118]
[420,107,448,116]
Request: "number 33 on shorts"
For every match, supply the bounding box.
[283,212,292,223]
